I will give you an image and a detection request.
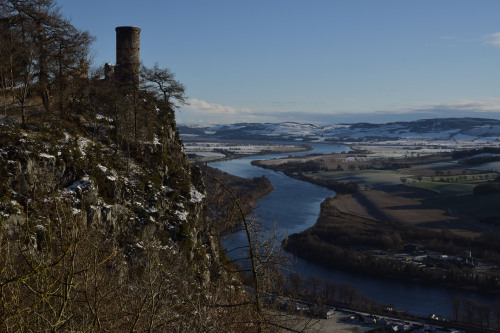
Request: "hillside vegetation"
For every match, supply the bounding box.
[0,1,310,331]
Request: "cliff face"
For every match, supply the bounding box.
[0,112,251,331]
[1,113,210,258]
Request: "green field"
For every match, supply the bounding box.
[312,171,499,220]
[407,181,500,219]
[408,181,475,196]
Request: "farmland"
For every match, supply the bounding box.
[254,144,500,290]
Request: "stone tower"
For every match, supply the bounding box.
[115,26,141,92]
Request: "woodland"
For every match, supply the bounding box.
[0,1,320,331]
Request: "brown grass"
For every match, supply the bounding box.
[329,186,486,238]
[262,146,499,237]
[329,194,375,221]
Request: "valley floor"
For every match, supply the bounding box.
[255,144,500,294]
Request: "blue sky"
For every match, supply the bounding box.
[59,0,500,124]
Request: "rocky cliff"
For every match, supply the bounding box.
[1,112,211,259]
[0,110,252,331]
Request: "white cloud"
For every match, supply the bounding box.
[183,98,251,115]
[321,100,500,124]
[484,32,500,47]
[178,98,263,124]
[177,97,500,125]
[415,100,500,112]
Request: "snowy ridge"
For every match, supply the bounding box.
[179,118,500,143]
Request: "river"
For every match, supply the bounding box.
[208,142,500,317]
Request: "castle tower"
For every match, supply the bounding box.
[115,26,141,92]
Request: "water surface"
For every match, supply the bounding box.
[209,143,500,317]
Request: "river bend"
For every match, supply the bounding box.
[209,143,500,317]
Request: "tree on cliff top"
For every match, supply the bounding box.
[141,63,187,108]
[0,0,93,119]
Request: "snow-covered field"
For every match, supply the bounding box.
[180,119,500,162]
[352,145,453,158]
[179,119,500,147]
[183,141,308,160]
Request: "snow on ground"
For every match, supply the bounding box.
[62,131,72,143]
[77,137,92,156]
[65,177,92,194]
[39,153,55,159]
[189,187,205,204]
[96,113,114,122]
[189,152,225,158]
[180,120,500,146]
[175,210,188,222]
[184,142,306,155]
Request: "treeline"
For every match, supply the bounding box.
[460,155,500,165]
[0,0,93,122]
[284,272,500,332]
[284,272,380,311]
[200,164,274,229]
[252,161,360,194]
[291,173,359,194]
[452,297,500,329]
[376,161,411,169]
[285,231,500,291]
[284,198,500,290]
[252,159,327,173]
[280,160,327,173]
[453,147,500,159]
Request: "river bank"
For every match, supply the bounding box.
[251,148,500,294]
[185,140,312,163]
[206,141,500,322]
[284,195,500,293]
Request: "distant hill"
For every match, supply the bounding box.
[179,118,500,142]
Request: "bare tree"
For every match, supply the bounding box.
[52,26,93,117]
[199,165,320,332]
[1,0,93,115]
[141,62,187,108]
[0,7,36,126]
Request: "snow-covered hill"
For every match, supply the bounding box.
[179,118,500,143]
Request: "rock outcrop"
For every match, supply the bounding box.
[0,112,220,289]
